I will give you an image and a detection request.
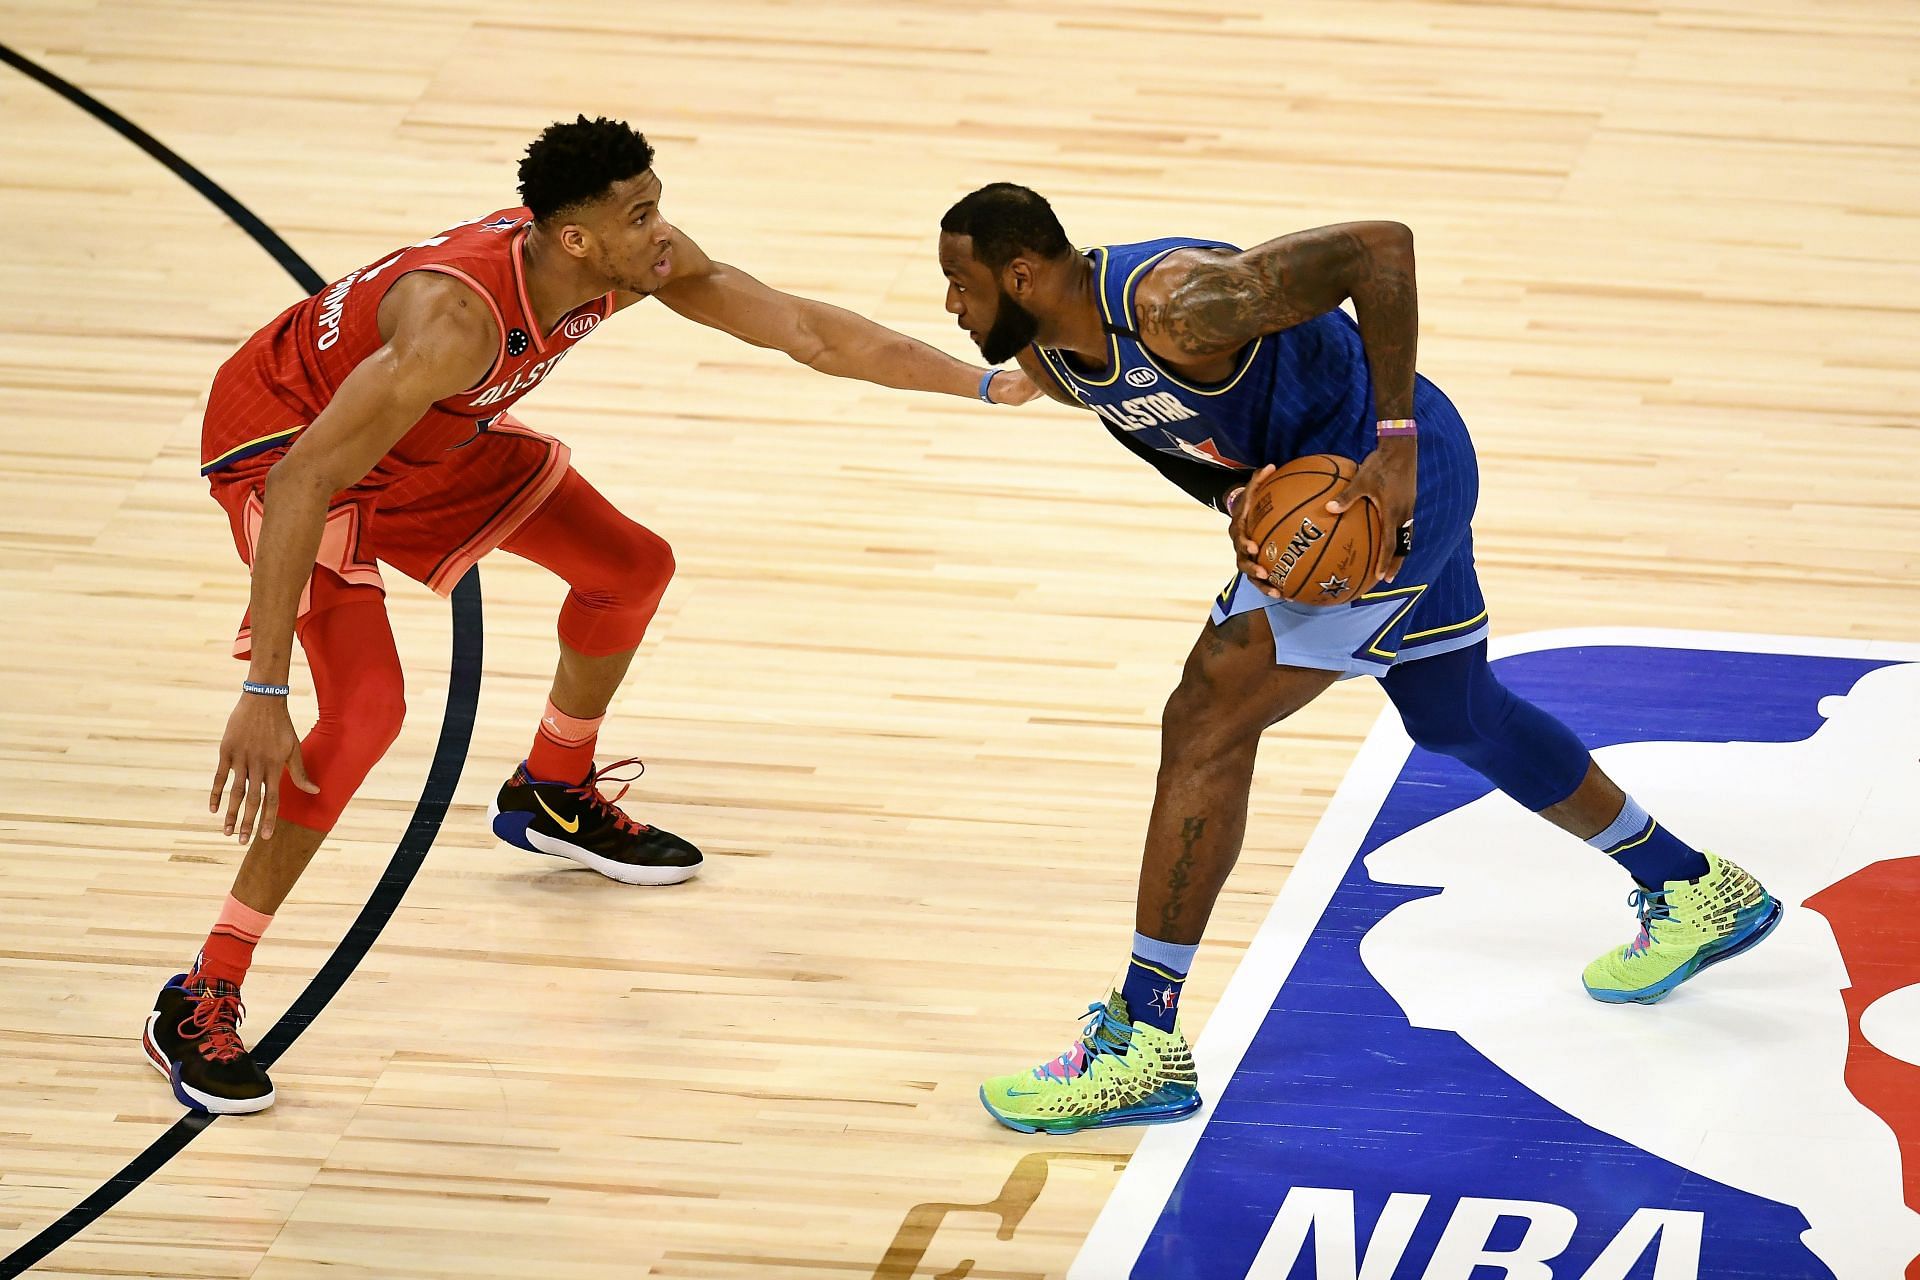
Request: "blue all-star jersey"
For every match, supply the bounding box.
[1029,237,1381,476]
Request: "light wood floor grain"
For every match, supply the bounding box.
[2,1,1916,1275]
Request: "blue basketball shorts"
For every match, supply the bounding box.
[1209,378,1489,678]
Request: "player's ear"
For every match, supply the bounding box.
[1004,255,1036,298]
[557,221,593,261]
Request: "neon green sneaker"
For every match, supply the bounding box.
[979,993,1201,1134]
[1583,850,1782,1005]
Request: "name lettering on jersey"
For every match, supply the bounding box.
[314,268,364,352]
[313,230,460,351]
[1090,392,1199,432]
[470,349,573,409]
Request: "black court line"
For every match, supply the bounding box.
[0,41,485,1279]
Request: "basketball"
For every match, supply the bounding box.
[1240,454,1383,606]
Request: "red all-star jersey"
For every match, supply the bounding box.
[200,208,614,479]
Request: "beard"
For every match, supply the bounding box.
[979,289,1042,364]
[594,246,663,296]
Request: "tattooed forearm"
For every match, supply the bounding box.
[1350,240,1417,422]
[1158,815,1208,935]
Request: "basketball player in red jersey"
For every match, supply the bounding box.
[144,117,1039,1115]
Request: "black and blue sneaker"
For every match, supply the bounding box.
[141,973,274,1114]
[488,757,702,885]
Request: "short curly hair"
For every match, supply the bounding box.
[941,183,1072,269]
[517,115,656,223]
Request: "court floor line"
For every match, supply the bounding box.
[0,41,486,1279]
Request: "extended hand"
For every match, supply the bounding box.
[1326,436,1417,588]
[1226,465,1285,600]
[987,368,1043,405]
[210,693,319,844]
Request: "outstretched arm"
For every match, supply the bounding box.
[651,231,1037,404]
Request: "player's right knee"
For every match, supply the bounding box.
[336,670,407,754]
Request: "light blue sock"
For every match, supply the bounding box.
[1588,795,1710,887]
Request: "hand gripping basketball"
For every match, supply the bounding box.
[1231,456,1387,605]
[1327,436,1417,589]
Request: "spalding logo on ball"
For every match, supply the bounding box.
[1242,455,1383,605]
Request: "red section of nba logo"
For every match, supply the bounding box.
[563,313,599,340]
[1804,855,1920,1279]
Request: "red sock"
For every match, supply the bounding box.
[190,893,274,989]
[527,698,604,784]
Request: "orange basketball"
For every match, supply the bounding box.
[1241,454,1383,606]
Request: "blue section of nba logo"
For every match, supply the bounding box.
[1134,645,1898,1280]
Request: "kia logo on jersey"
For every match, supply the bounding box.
[563,313,600,340]
[1125,366,1159,388]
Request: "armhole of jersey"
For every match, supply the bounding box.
[402,264,509,398]
[1123,242,1265,397]
[600,291,616,317]
[1116,246,1184,341]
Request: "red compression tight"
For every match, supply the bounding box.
[272,574,406,833]
[499,468,676,658]
[270,468,671,827]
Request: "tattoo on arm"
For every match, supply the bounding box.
[1158,816,1207,936]
[1142,224,1418,420]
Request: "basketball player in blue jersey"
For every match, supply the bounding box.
[937,184,1784,1134]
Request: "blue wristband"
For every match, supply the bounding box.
[243,680,291,697]
[978,368,1001,403]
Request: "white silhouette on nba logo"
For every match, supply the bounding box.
[1362,661,1920,1279]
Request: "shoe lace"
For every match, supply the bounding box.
[1032,1002,1133,1083]
[564,758,651,836]
[179,985,247,1063]
[1624,887,1674,958]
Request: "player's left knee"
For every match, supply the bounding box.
[1405,717,1500,769]
[1160,668,1276,762]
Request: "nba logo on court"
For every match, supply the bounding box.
[1074,630,1920,1280]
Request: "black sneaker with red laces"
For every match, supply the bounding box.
[140,973,274,1114]
[488,758,703,885]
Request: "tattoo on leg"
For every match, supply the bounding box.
[1158,816,1207,936]
[1202,609,1255,661]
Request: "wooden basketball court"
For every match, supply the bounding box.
[2,2,1916,1276]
